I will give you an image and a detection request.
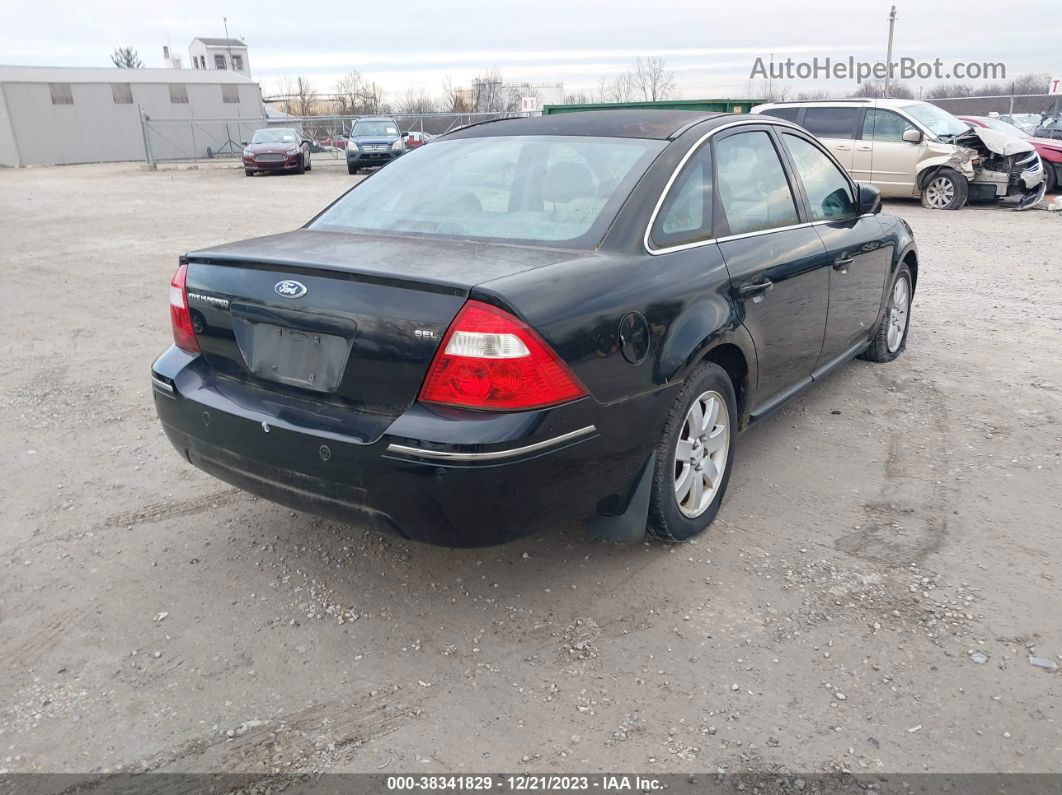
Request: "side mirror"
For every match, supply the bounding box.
[241,141,248,146]
[402,132,410,138]
[902,128,923,144]
[856,182,882,215]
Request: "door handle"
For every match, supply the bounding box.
[835,144,851,151]
[833,256,854,272]
[739,279,774,298]
[856,145,872,151]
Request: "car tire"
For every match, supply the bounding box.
[920,168,967,210]
[1044,162,1057,195]
[347,164,358,175]
[860,265,913,363]
[244,169,254,177]
[647,363,738,543]
[294,155,305,175]
[305,151,311,171]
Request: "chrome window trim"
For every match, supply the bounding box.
[645,118,807,256]
[645,119,876,256]
[385,425,597,462]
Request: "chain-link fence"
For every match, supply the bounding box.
[927,94,1061,133]
[140,111,522,165]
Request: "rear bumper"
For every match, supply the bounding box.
[151,347,669,546]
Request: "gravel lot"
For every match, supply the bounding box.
[1,162,1059,775]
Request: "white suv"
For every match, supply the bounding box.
[752,98,1045,210]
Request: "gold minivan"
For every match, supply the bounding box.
[753,98,1045,210]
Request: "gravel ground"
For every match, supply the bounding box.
[0,162,1059,775]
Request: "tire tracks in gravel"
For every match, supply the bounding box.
[834,370,953,567]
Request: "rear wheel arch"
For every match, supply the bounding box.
[697,342,751,429]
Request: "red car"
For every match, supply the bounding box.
[959,115,1062,194]
[242,128,312,176]
[403,131,434,150]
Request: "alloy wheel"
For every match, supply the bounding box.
[887,277,910,353]
[924,176,955,209]
[673,390,730,518]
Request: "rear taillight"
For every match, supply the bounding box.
[419,300,587,411]
[169,262,200,353]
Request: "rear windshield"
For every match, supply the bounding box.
[353,120,400,136]
[310,135,666,248]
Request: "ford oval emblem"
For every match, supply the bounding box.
[274,280,307,299]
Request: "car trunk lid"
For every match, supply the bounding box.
[183,229,581,421]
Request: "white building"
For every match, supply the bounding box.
[0,65,264,166]
[188,38,250,77]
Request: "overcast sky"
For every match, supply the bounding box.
[1,0,1057,99]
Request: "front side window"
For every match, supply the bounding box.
[802,107,861,140]
[781,134,857,221]
[861,109,915,142]
[901,102,970,139]
[715,131,800,236]
[311,135,665,248]
[651,144,713,249]
[222,85,240,104]
[169,84,189,104]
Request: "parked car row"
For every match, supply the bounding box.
[752,98,1048,209]
[241,118,436,177]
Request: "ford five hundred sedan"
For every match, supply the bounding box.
[152,110,918,547]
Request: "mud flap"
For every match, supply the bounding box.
[586,455,653,543]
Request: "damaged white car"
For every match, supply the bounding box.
[752,98,1046,210]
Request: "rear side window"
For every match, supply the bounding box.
[781,134,857,221]
[760,107,801,123]
[862,110,914,142]
[651,144,713,249]
[716,131,800,236]
[802,107,861,140]
[49,83,73,105]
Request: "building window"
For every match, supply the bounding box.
[111,83,133,104]
[169,84,189,104]
[231,54,243,71]
[49,83,73,105]
[214,54,227,70]
[222,84,240,104]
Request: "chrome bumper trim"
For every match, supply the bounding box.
[385,425,597,462]
[151,375,175,396]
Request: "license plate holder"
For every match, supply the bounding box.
[230,305,355,393]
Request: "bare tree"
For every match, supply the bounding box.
[111,47,142,68]
[602,72,636,103]
[294,77,317,117]
[795,89,834,100]
[851,80,912,99]
[334,71,363,114]
[925,82,973,99]
[1006,72,1051,95]
[442,75,472,113]
[471,68,508,113]
[631,57,675,102]
[359,81,385,114]
[399,88,437,114]
[564,92,593,105]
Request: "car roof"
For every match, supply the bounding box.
[443,109,730,141]
[753,97,925,111]
[355,116,397,122]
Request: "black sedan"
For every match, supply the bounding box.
[153,110,918,547]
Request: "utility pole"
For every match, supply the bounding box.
[883,5,897,97]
